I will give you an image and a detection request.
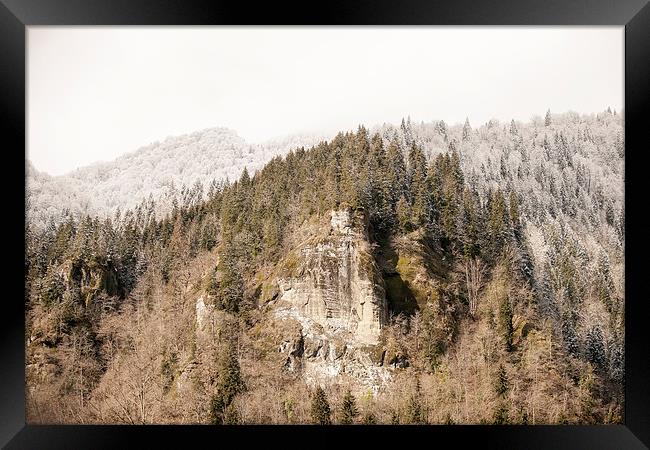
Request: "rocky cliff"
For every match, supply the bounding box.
[276,208,386,346]
[261,208,390,392]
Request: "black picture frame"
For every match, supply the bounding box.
[3,0,649,448]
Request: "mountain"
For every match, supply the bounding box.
[26,127,332,229]
[25,110,624,424]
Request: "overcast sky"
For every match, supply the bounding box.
[28,27,623,176]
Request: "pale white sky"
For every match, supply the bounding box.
[28,27,623,176]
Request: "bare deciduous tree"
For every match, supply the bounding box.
[464,257,486,318]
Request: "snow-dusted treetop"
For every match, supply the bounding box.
[27,127,333,230]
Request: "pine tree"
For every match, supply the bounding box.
[493,364,509,397]
[510,119,518,136]
[407,144,429,227]
[561,312,580,356]
[310,386,332,425]
[508,190,520,233]
[385,138,407,210]
[545,109,552,127]
[493,401,510,424]
[437,120,448,140]
[585,325,606,371]
[487,189,508,259]
[462,117,472,141]
[210,342,245,424]
[339,389,359,424]
[396,195,412,233]
[608,329,624,383]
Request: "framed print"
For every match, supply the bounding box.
[2,0,650,448]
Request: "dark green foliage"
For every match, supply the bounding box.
[407,144,430,227]
[362,412,377,424]
[39,269,67,306]
[561,312,580,356]
[160,350,178,394]
[493,401,510,424]
[210,343,245,425]
[385,138,408,211]
[487,189,509,260]
[339,389,359,424]
[310,386,332,425]
[519,407,529,424]
[608,332,624,383]
[223,404,240,425]
[396,195,412,233]
[493,364,509,397]
[212,264,244,314]
[585,325,606,371]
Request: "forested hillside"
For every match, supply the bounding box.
[26,128,331,230]
[25,110,624,424]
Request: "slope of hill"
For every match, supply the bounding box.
[27,128,332,229]
[24,110,624,424]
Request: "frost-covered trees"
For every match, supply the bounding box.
[25,110,624,425]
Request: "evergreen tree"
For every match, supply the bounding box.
[310,386,332,425]
[437,120,448,140]
[396,195,412,234]
[585,325,606,371]
[385,138,407,210]
[210,342,245,424]
[545,109,552,127]
[487,189,508,259]
[608,331,624,383]
[561,312,580,356]
[494,364,509,397]
[407,144,429,227]
[493,401,510,424]
[339,389,359,424]
[462,117,472,141]
[510,119,518,136]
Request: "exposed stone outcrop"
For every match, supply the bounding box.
[272,209,392,392]
[276,209,386,346]
[195,296,214,333]
[59,259,120,307]
[275,307,391,394]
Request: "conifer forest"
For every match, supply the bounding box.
[25,110,624,424]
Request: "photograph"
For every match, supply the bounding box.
[24,26,625,425]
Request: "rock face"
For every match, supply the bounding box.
[273,209,391,393]
[277,209,386,345]
[275,307,391,394]
[195,296,214,332]
[59,259,120,307]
